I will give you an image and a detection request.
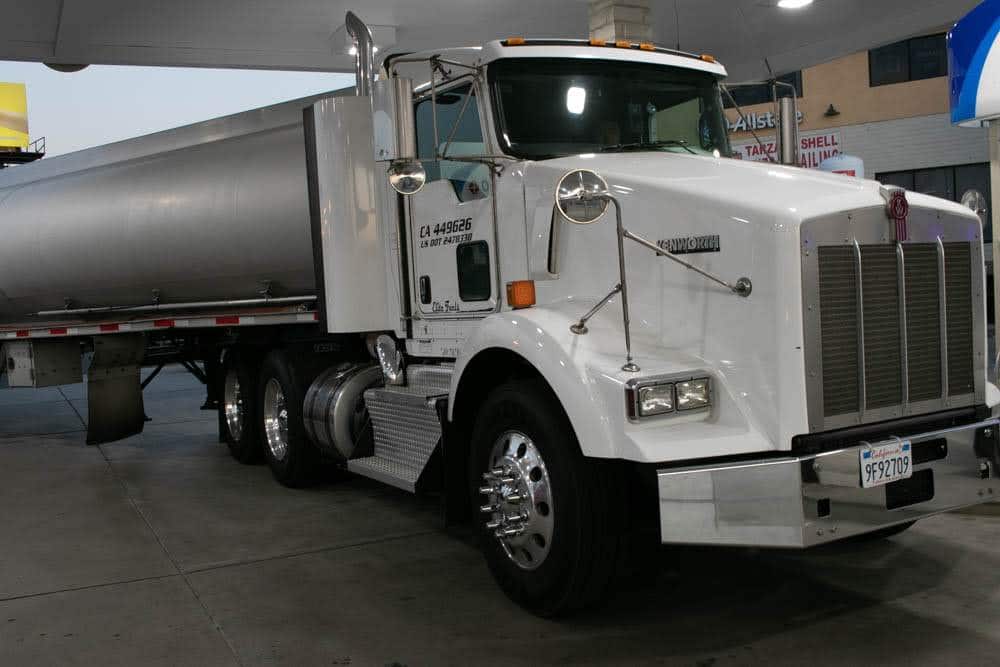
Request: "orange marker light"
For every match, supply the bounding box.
[639,43,656,51]
[589,37,607,47]
[506,37,527,46]
[615,40,631,49]
[700,54,717,63]
[506,281,536,309]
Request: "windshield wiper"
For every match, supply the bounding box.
[599,139,697,155]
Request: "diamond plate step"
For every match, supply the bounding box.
[348,365,451,493]
[347,456,421,492]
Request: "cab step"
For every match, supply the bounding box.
[346,365,451,492]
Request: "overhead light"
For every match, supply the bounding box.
[777,0,814,8]
[45,63,89,73]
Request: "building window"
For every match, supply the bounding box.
[877,163,992,242]
[869,33,947,87]
[723,71,803,109]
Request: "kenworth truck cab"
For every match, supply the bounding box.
[1,13,997,616]
[376,30,998,611]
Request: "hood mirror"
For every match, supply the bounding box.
[388,159,427,195]
[961,189,989,229]
[556,169,609,224]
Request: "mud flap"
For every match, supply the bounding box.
[86,334,145,445]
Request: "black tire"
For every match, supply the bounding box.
[853,521,916,541]
[469,379,627,616]
[258,349,320,488]
[221,351,262,464]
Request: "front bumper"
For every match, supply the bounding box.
[657,418,999,548]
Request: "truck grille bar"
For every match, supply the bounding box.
[814,240,976,427]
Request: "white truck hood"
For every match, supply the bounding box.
[518,152,981,454]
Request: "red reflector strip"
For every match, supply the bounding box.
[100,323,120,332]
[16,330,29,338]
[313,312,320,321]
[49,328,68,336]
[154,319,175,328]
[215,316,240,326]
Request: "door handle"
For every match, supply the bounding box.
[419,275,432,304]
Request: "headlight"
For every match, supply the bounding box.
[626,376,712,420]
[676,378,711,411]
[638,384,674,416]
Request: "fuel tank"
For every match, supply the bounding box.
[0,89,348,323]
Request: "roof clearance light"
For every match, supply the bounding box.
[589,38,607,47]
[777,0,814,8]
[566,86,587,114]
[700,54,717,63]
[506,37,527,46]
[639,43,656,51]
[615,40,631,49]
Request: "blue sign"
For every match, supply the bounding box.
[950,0,1000,125]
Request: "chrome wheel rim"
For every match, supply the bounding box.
[263,378,289,461]
[223,369,244,441]
[479,430,554,571]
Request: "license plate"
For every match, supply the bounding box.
[860,440,913,488]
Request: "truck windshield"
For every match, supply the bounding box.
[489,58,731,160]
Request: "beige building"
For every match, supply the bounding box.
[724,31,990,215]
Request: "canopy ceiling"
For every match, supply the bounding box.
[0,0,981,81]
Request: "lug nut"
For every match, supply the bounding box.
[505,494,524,504]
[486,519,502,530]
[478,486,495,495]
[480,504,499,513]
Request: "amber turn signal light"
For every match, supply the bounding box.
[505,37,527,46]
[506,280,536,309]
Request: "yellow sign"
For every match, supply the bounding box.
[0,83,29,150]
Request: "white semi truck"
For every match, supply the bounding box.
[1,14,998,615]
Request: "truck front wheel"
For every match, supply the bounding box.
[470,379,627,616]
[258,350,320,487]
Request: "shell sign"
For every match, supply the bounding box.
[0,82,29,150]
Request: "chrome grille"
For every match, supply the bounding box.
[903,245,941,402]
[945,243,974,397]
[817,246,859,416]
[816,242,976,421]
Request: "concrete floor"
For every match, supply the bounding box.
[1,366,1000,666]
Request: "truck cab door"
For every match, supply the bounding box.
[407,84,497,317]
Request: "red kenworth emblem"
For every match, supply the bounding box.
[883,187,909,242]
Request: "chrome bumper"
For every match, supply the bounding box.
[657,418,998,548]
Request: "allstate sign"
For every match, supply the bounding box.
[949,0,1000,125]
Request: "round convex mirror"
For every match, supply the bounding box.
[555,169,609,224]
[961,189,989,229]
[388,159,427,195]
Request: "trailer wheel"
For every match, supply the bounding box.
[470,379,627,616]
[258,350,319,487]
[221,353,262,463]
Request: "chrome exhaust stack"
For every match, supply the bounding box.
[345,11,375,97]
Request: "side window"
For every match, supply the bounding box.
[456,241,491,302]
[414,85,490,201]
